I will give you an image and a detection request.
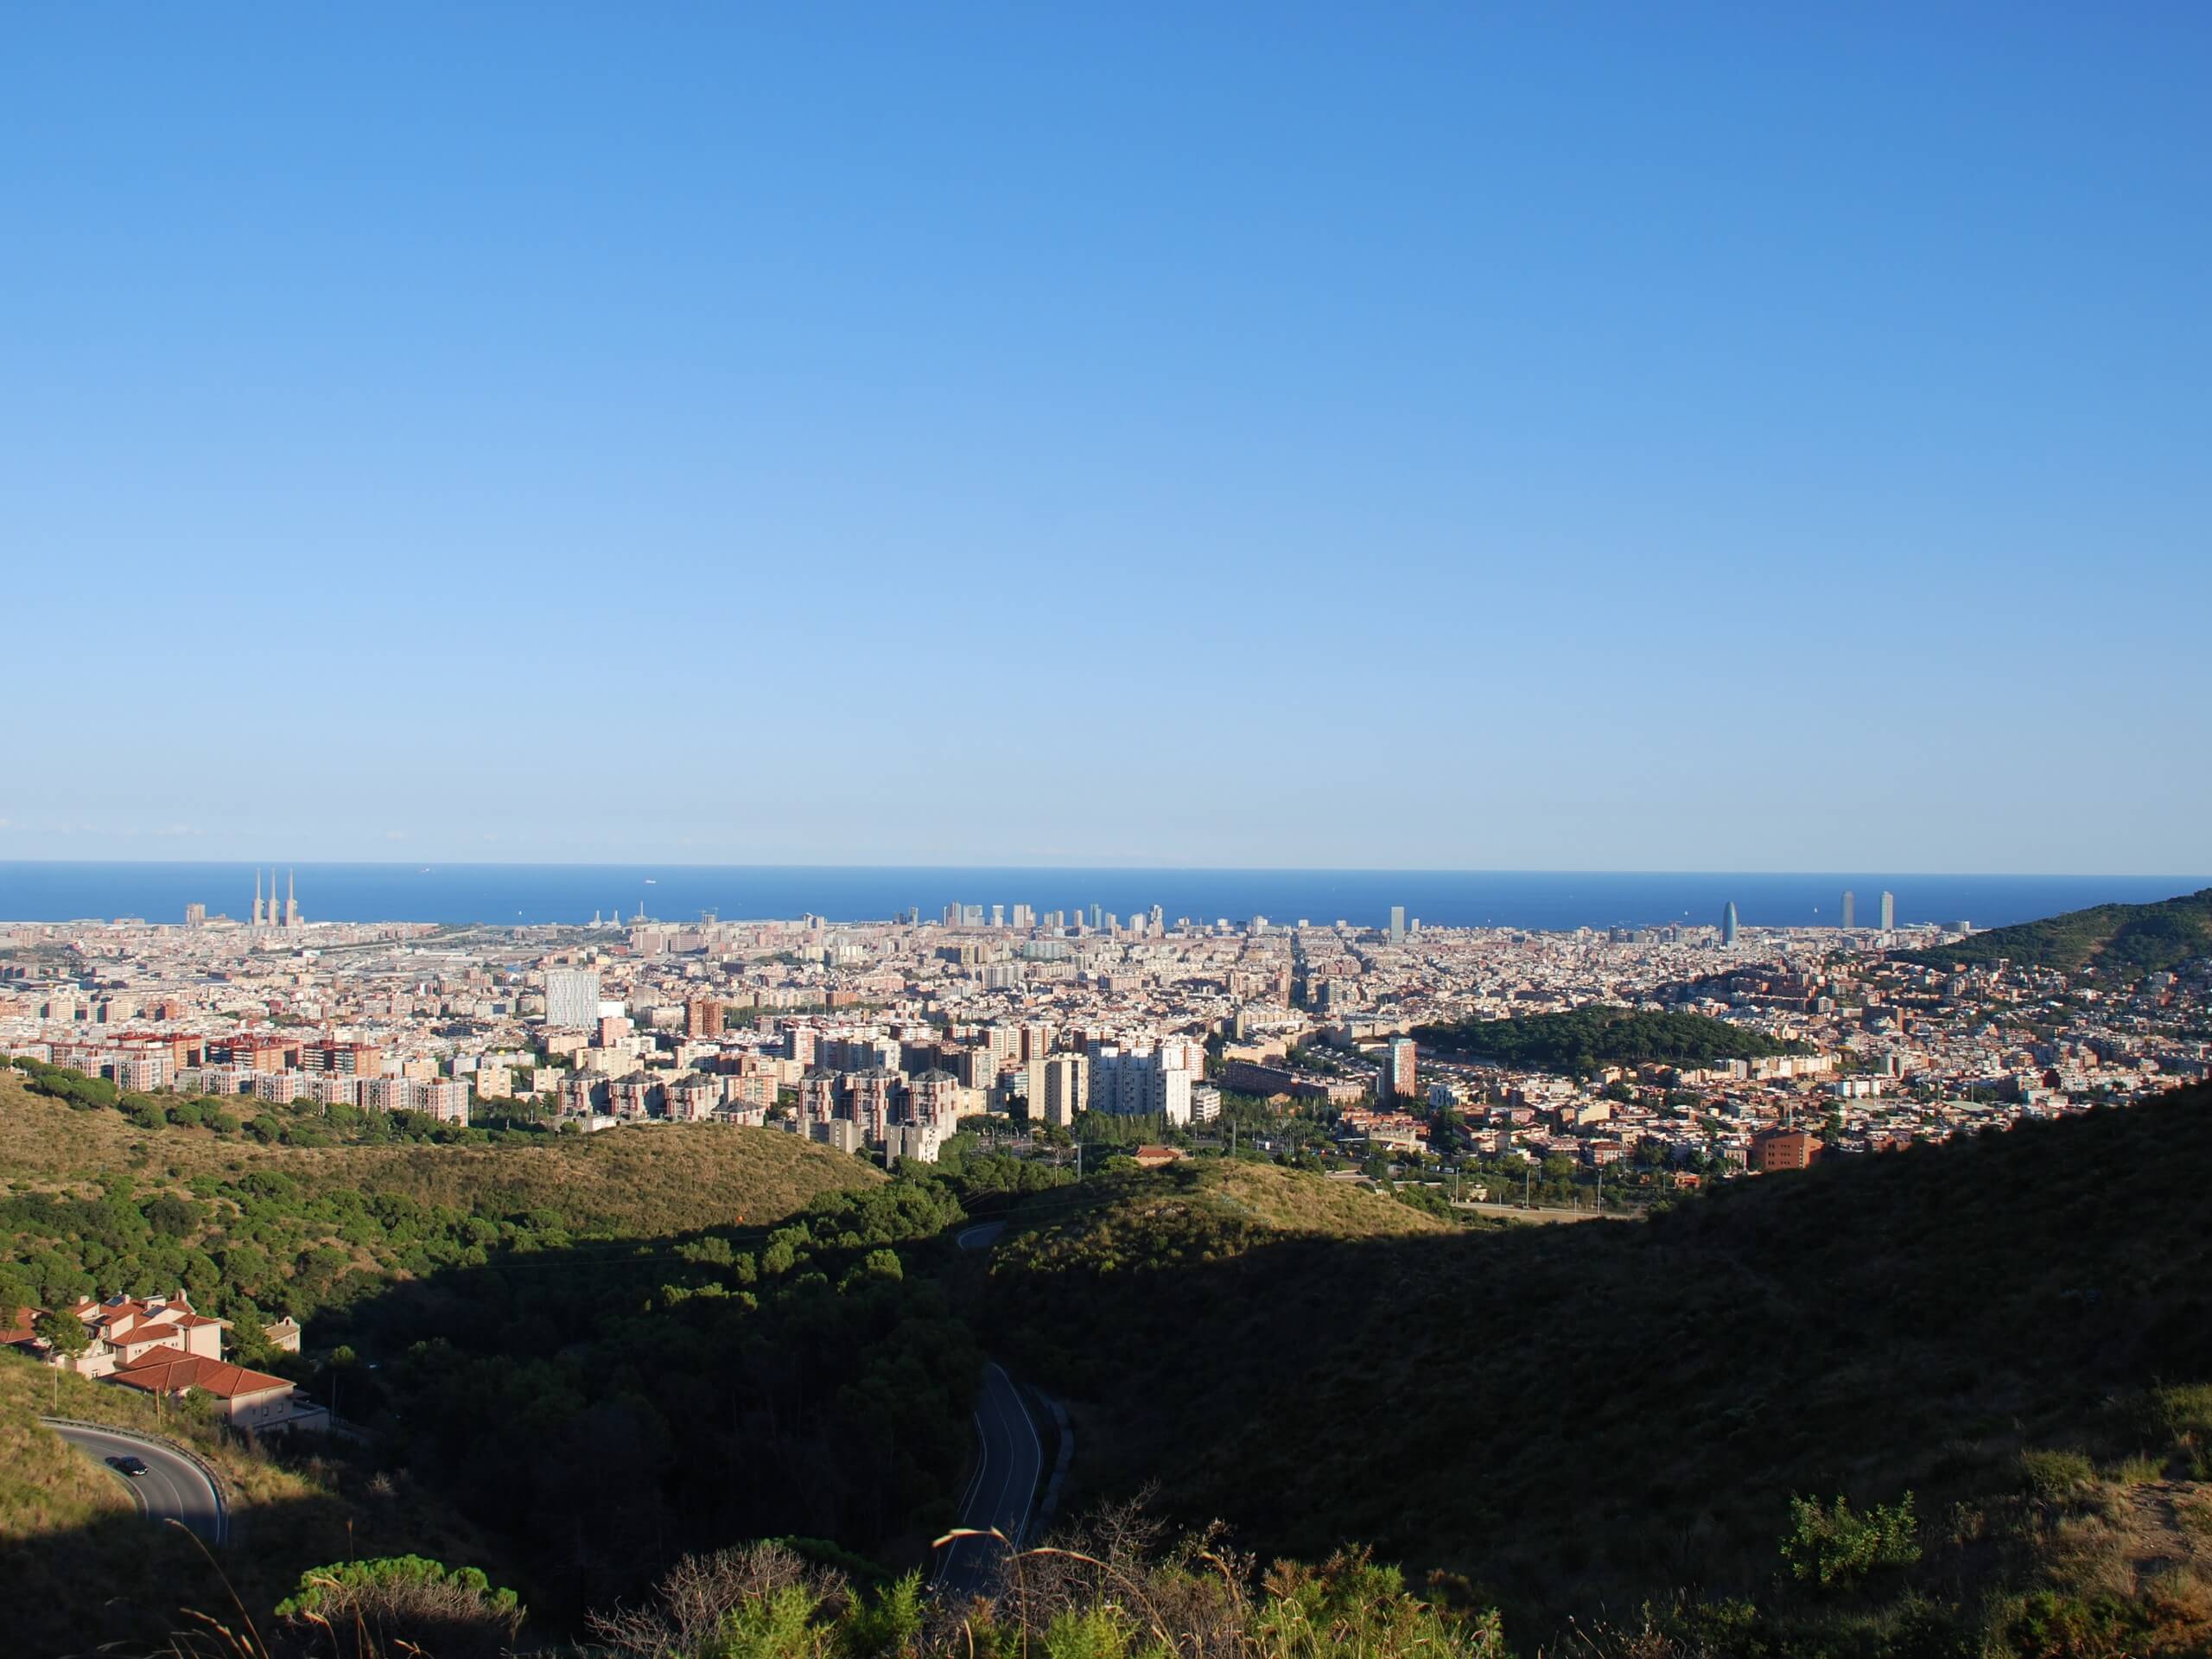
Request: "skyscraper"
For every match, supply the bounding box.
[1380,1036,1418,1099]
[1387,905,1407,946]
[1879,891,1897,931]
[1721,901,1740,946]
[1840,890,1856,930]
[544,969,602,1028]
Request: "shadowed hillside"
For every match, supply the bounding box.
[0,1353,510,1658]
[985,1085,2212,1650]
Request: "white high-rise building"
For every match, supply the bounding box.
[544,969,602,1029]
[1027,1053,1090,1127]
[1090,1044,1195,1126]
[1879,891,1897,931]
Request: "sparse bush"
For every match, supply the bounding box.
[2018,1449,2097,1506]
[2001,1588,2144,1659]
[1780,1491,1921,1586]
[2150,1383,2212,1479]
[273,1554,523,1659]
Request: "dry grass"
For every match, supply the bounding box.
[0,1351,519,1656]
[0,1071,883,1237]
[995,1157,1447,1278]
[0,1370,135,1542]
[2043,1478,2212,1634]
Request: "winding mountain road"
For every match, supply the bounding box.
[937,1219,1043,1600]
[45,1419,227,1547]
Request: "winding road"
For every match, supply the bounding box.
[45,1419,227,1547]
[937,1220,1045,1600]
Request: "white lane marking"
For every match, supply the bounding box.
[938,1409,991,1586]
[54,1425,221,1543]
[1007,1369,1045,1548]
[987,1382,1018,1549]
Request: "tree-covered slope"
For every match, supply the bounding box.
[0,1067,885,1326]
[1408,1007,1804,1073]
[987,1086,2212,1653]
[1904,887,2212,977]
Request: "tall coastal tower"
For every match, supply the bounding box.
[285,868,300,928]
[252,868,264,928]
[1721,900,1740,947]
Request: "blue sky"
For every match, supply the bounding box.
[3,6,2207,873]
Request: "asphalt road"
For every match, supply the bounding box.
[46,1420,227,1547]
[935,1360,1043,1602]
[956,1220,1007,1251]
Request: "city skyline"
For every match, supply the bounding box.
[3,861,2202,935]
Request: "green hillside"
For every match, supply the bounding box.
[1408,1007,1805,1073]
[0,1068,884,1327]
[994,1156,1451,1274]
[1904,887,2212,977]
[11,1047,2212,1658]
[0,1352,510,1659]
[986,1085,2212,1655]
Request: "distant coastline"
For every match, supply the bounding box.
[1,862,2203,933]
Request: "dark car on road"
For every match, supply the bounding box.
[107,1455,150,1478]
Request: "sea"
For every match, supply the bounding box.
[0,863,2202,934]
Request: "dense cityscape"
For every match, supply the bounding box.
[7,873,2205,1192]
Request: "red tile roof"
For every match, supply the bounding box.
[110,1346,294,1401]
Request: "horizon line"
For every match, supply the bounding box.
[1,857,2206,881]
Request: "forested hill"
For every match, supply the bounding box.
[988,1084,2212,1656]
[1408,1006,1803,1073]
[1902,886,2212,976]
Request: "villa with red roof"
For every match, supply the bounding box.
[13,1290,328,1435]
[105,1348,309,1430]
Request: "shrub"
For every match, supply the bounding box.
[2002,1589,2144,1659]
[274,1554,524,1659]
[1780,1492,1921,1586]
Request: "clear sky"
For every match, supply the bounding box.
[4,6,2207,874]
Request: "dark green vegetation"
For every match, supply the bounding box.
[1409,1007,1805,1074]
[0,1062,884,1333]
[9,1051,2212,1658]
[986,1084,2212,1657]
[331,1178,982,1625]
[1904,887,2212,977]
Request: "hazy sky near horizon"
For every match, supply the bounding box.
[4,7,2208,874]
